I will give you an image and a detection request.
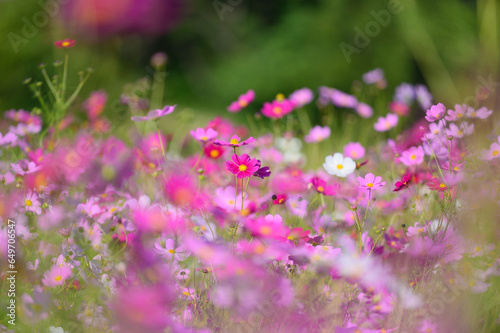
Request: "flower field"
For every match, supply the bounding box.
[1,39,500,333]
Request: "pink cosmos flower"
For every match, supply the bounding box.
[330,89,358,108]
[481,142,500,160]
[204,143,225,159]
[131,105,176,122]
[0,132,17,146]
[227,89,255,112]
[226,153,260,178]
[11,160,42,176]
[357,173,385,190]
[467,106,493,119]
[273,194,288,205]
[426,177,449,192]
[344,142,365,160]
[289,88,314,107]
[362,68,385,86]
[190,127,218,143]
[24,192,42,215]
[355,103,373,118]
[389,101,410,116]
[261,98,295,119]
[374,114,398,132]
[304,126,331,143]
[445,104,470,121]
[400,146,425,166]
[448,122,474,138]
[154,238,189,262]
[310,177,337,196]
[393,172,412,192]
[425,103,446,122]
[213,134,255,148]
[54,39,76,48]
[83,90,107,121]
[42,265,72,287]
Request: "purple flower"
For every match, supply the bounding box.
[355,103,373,118]
[415,84,433,110]
[11,160,42,176]
[190,128,218,143]
[131,105,176,122]
[362,68,385,85]
[253,160,271,179]
[394,83,415,105]
[0,132,18,146]
[425,103,446,122]
[331,89,358,108]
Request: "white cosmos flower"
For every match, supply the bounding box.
[323,153,356,177]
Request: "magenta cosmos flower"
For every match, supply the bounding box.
[393,172,412,192]
[357,173,386,190]
[226,153,260,178]
[190,128,218,143]
[374,113,398,132]
[213,134,255,148]
[227,89,255,112]
[54,39,76,48]
[261,98,295,119]
[131,105,176,122]
[425,103,446,122]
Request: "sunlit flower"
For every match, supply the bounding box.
[42,265,72,287]
[357,173,385,191]
[400,146,425,166]
[214,134,255,148]
[481,142,500,161]
[190,127,218,143]
[226,153,260,178]
[323,153,356,177]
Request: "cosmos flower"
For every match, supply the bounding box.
[42,265,72,287]
[204,143,225,159]
[374,114,398,132]
[393,172,412,192]
[357,173,386,191]
[289,88,314,107]
[11,160,42,176]
[323,153,356,177]
[362,68,386,87]
[425,103,446,122]
[304,126,331,143]
[214,134,255,148]
[190,128,218,143]
[24,192,42,215]
[227,90,255,112]
[330,89,358,108]
[226,153,260,178]
[467,106,493,119]
[355,103,373,118]
[310,177,337,196]
[389,101,410,116]
[448,122,474,138]
[54,39,76,48]
[131,105,176,122]
[415,84,433,110]
[426,177,449,192]
[481,142,500,161]
[400,146,425,166]
[445,104,470,121]
[344,142,365,160]
[261,98,295,119]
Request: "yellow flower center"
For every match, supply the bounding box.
[470,112,476,117]
[201,136,208,141]
[62,41,70,47]
[367,183,374,188]
[457,113,463,118]
[492,150,499,157]
[239,165,247,171]
[230,138,239,145]
[336,164,343,169]
[273,107,283,115]
[425,329,433,333]
[238,100,248,107]
[168,249,175,254]
[260,226,272,235]
[276,93,285,101]
[475,246,482,252]
[54,275,62,281]
[410,154,416,160]
[26,199,33,206]
[317,186,324,192]
[457,131,463,136]
[210,150,220,158]
[439,183,446,188]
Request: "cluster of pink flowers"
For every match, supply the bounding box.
[1,45,499,333]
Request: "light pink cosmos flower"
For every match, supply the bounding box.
[374,113,398,132]
[213,186,244,210]
[226,153,260,178]
[400,146,425,166]
[130,105,176,122]
[304,126,331,143]
[83,90,108,121]
[481,142,500,160]
[424,121,445,140]
[0,132,17,146]
[289,88,314,107]
[355,102,373,118]
[190,127,218,143]
[42,265,72,287]
[448,122,474,138]
[25,192,42,215]
[344,142,365,160]
[227,89,255,112]
[357,173,385,190]
[154,238,189,262]
[467,106,493,119]
[11,160,42,176]
[213,134,255,148]
[425,103,446,122]
[331,89,358,108]
[445,104,471,121]
[10,123,41,136]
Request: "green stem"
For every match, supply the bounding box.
[41,68,60,103]
[63,72,91,109]
[62,53,69,100]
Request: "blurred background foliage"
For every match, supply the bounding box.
[0,0,497,123]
